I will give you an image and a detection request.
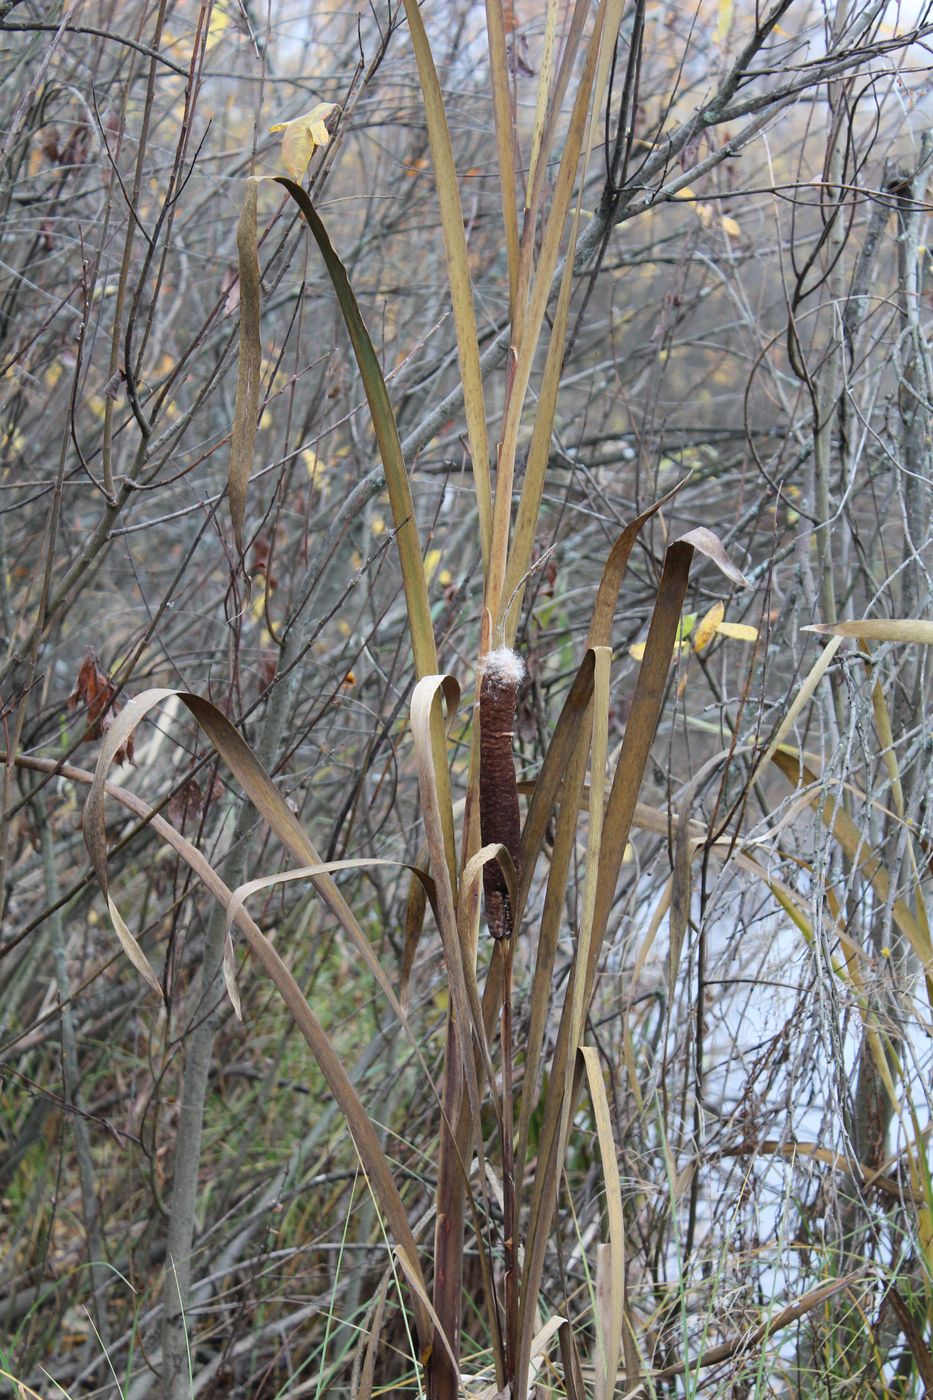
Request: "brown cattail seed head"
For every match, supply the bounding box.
[479,647,525,939]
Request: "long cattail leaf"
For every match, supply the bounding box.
[502,197,577,639]
[588,529,747,996]
[519,0,591,302]
[410,674,489,1393]
[517,529,747,1398]
[515,656,595,1188]
[228,177,261,555]
[516,646,610,1397]
[273,177,437,680]
[526,0,561,201]
[806,618,933,643]
[482,0,520,319]
[580,1047,626,1400]
[486,0,610,626]
[588,481,688,648]
[518,649,595,915]
[398,0,493,568]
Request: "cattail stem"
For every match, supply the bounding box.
[479,647,524,939]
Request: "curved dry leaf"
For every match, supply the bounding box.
[222,929,242,1021]
[805,618,933,645]
[273,178,437,679]
[225,857,437,940]
[678,526,749,587]
[269,102,338,181]
[107,892,162,1000]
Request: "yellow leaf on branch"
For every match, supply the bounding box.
[269,103,339,182]
[693,600,725,652]
[716,621,758,641]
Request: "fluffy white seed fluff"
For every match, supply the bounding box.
[481,646,525,689]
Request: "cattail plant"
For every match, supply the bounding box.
[75,2,751,1392]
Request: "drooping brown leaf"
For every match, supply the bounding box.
[67,650,134,765]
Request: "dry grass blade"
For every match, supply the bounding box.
[225,858,438,941]
[103,885,163,1000]
[487,0,612,626]
[869,673,930,942]
[221,929,241,1020]
[668,797,691,991]
[395,1245,461,1376]
[749,635,843,785]
[354,1275,390,1400]
[273,177,437,679]
[581,1046,627,1400]
[482,0,520,318]
[401,844,430,1011]
[399,0,492,568]
[805,619,933,644]
[557,1316,587,1400]
[871,671,905,819]
[410,674,493,1393]
[229,177,261,556]
[0,1369,42,1400]
[721,1140,929,1207]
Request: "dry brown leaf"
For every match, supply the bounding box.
[67,650,134,765]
